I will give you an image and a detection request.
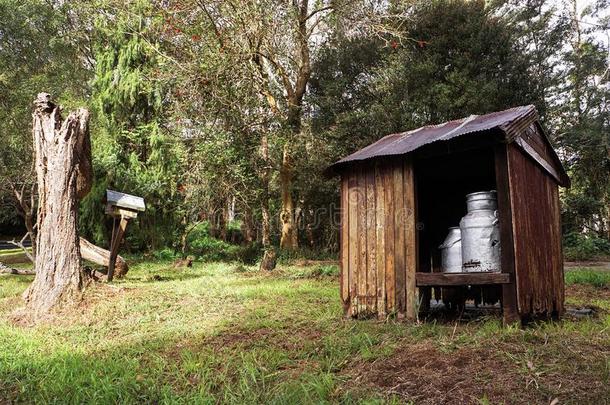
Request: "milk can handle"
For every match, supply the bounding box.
[492,209,499,226]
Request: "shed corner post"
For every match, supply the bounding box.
[494,144,520,326]
[404,157,418,321]
[340,173,351,316]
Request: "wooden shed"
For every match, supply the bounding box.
[328,105,570,324]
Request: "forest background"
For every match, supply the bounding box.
[1,0,609,263]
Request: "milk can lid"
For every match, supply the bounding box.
[465,190,497,200]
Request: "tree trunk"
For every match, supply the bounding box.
[260,133,272,248]
[219,202,228,241]
[22,93,91,317]
[279,143,298,249]
[10,180,37,259]
[79,237,129,278]
[259,248,277,272]
[261,204,271,247]
[242,207,255,243]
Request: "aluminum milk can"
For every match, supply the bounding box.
[440,227,462,273]
[459,191,501,272]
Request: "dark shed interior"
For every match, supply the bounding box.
[415,142,501,309]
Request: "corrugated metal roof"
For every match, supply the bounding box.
[330,105,537,168]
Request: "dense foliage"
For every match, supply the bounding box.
[80,0,186,249]
[1,0,608,260]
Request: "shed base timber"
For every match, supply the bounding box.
[415,272,509,286]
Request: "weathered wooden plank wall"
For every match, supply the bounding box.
[507,145,565,317]
[340,159,417,319]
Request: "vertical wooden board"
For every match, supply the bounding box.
[383,165,396,313]
[551,184,565,315]
[393,163,406,316]
[508,145,531,314]
[357,167,368,315]
[366,168,377,314]
[494,144,519,324]
[403,159,417,320]
[508,144,564,318]
[375,164,387,318]
[347,170,359,317]
[340,175,350,310]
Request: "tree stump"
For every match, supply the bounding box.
[22,93,91,317]
[259,248,277,271]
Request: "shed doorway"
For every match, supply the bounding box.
[414,146,502,312]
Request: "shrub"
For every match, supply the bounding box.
[235,243,262,265]
[563,232,610,261]
[189,235,239,262]
[186,222,212,244]
[313,265,340,277]
[276,247,338,264]
[287,264,340,279]
[151,247,178,261]
[565,269,610,287]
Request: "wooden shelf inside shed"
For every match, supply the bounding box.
[415,272,510,287]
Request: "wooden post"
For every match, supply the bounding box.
[404,159,417,321]
[340,175,350,313]
[107,216,129,282]
[494,144,520,325]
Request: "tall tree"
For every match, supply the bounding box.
[80,0,186,249]
[312,0,542,171]
[555,0,610,238]
[499,0,609,239]
[0,0,89,248]
[166,0,402,250]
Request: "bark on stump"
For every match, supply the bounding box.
[22,93,91,317]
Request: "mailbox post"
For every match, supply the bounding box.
[105,190,145,281]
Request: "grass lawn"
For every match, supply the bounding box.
[0,262,608,404]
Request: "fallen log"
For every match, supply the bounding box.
[80,237,129,278]
[0,262,35,275]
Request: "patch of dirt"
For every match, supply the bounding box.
[565,283,610,302]
[163,324,323,364]
[6,283,142,327]
[344,330,610,405]
[161,324,325,395]
[565,261,610,270]
[344,342,528,404]
[210,325,323,352]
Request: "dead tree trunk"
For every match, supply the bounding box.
[260,133,272,248]
[22,93,91,317]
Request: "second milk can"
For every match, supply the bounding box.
[440,227,462,273]
[459,191,501,272]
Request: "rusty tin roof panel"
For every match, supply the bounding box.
[331,105,536,167]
